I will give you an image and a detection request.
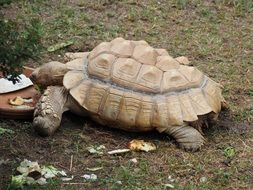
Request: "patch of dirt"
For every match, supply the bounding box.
[1,111,253,189]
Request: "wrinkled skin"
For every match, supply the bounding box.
[30,61,69,88]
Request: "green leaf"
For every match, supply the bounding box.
[224,146,235,159]
[247,88,253,96]
[0,127,14,136]
[47,40,74,52]
[0,18,43,82]
[8,175,26,190]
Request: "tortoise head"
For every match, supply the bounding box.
[30,61,69,88]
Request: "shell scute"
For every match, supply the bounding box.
[132,40,149,46]
[89,42,111,60]
[69,80,91,109]
[85,83,108,113]
[135,96,153,129]
[132,45,158,65]
[63,70,84,90]
[188,88,212,115]
[161,70,189,92]
[178,65,204,85]
[101,88,123,121]
[166,95,184,126]
[66,58,85,71]
[155,48,169,56]
[110,39,134,57]
[203,79,222,113]
[112,58,141,84]
[117,92,141,127]
[156,55,180,71]
[152,98,168,129]
[136,65,163,92]
[178,93,198,121]
[88,53,116,80]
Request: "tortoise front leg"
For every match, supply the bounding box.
[165,125,205,152]
[33,86,69,136]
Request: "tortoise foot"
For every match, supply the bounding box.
[33,86,67,136]
[165,125,205,152]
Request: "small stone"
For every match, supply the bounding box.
[129,158,138,163]
[168,175,175,182]
[53,114,58,118]
[46,105,51,109]
[200,176,207,183]
[115,181,122,185]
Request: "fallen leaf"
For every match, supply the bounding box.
[41,165,59,178]
[9,175,26,189]
[81,174,97,181]
[87,145,106,155]
[17,160,41,175]
[47,40,74,52]
[25,176,36,185]
[13,160,63,187]
[36,177,47,185]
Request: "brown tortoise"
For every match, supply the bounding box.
[30,37,226,151]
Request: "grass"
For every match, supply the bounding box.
[0,0,253,189]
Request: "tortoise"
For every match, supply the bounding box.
[30,37,226,151]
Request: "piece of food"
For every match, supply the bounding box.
[128,140,156,152]
[9,96,24,106]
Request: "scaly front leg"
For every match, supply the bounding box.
[165,125,205,152]
[33,86,68,136]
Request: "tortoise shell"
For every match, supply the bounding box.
[63,38,223,132]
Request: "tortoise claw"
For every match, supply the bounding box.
[33,116,54,136]
[179,142,203,152]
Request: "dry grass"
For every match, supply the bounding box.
[0,0,252,189]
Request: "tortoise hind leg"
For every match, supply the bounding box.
[33,86,68,136]
[164,125,205,152]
